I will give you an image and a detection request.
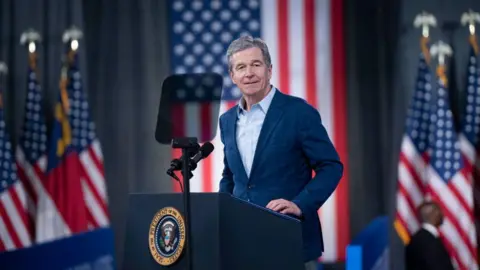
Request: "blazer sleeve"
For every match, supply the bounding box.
[218,117,234,194]
[292,103,343,215]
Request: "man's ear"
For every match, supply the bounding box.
[229,70,237,85]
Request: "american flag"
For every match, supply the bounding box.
[458,36,480,268]
[394,41,433,243]
[0,68,33,251]
[14,53,64,244]
[65,50,109,229]
[168,0,349,262]
[428,64,477,269]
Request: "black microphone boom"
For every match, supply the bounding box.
[167,144,199,173]
[189,142,214,171]
[167,142,214,174]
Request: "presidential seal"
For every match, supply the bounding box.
[149,207,186,266]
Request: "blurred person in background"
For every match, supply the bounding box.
[405,201,454,270]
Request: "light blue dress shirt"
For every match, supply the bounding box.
[236,86,277,177]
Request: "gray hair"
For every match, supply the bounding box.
[226,35,272,72]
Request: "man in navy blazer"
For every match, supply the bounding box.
[218,35,343,269]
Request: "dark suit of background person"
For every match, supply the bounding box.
[218,35,343,270]
[405,202,454,270]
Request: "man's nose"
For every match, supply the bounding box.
[245,67,254,77]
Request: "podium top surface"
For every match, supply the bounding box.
[128,191,302,223]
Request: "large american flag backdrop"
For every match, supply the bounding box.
[168,0,349,262]
[395,37,478,269]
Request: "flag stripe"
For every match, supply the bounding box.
[82,146,107,201]
[277,0,290,95]
[81,179,106,227]
[16,165,37,208]
[10,183,32,245]
[0,194,23,249]
[428,190,475,261]
[0,216,14,250]
[288,0,306,99]
[304,0,317,109]
[331,0,348,259]
[396,194,419,232]
[428,174,475,248]
[261,0,279,88]
[80,173,109,226]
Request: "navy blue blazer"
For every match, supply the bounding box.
[218,89,343,262]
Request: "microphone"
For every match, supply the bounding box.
[188,142,214,171]
[167,144,199,173]
[166,142,215,176]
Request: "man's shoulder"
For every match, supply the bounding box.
[275,90,316,112]
[219,104,238,124]
[279,92,320,120]
[409,228,436,244]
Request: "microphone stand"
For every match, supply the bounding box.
[171,137,198,270]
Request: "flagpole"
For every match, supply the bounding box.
[0,62,7,108]
[461,9,480,54]
[60,25,83,114]
[413,11,437,65]
[19,28,42,109]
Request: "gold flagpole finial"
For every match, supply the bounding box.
[414,11,436,64]
[461,9,480,36]
[20,28,42,70]
[414,11,437,38]
[62,25,83,52]
[20,28,41,54]
[430,40,452,66]
[430,41,452,85]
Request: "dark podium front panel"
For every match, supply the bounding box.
[122,192,304,270]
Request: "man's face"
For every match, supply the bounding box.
[229,47,272,98]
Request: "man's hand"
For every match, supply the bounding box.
[266,199,302,217]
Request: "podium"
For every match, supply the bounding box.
[122,192,305,270]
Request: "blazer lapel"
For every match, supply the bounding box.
[227,108,249,181]
[249,91,285,177]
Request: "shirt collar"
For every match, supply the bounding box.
[237,85,276,115]
[422,223,439,237]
